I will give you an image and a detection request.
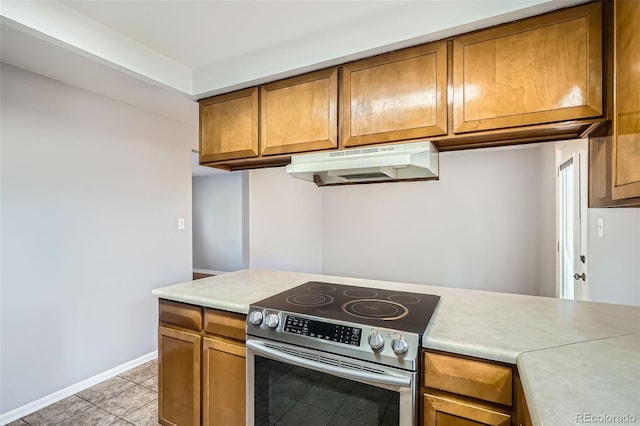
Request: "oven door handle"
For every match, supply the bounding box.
[246,340,412,388]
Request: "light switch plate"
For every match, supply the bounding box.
[178,218,185,230]
[597,218,604,237]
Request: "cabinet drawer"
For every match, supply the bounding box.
[423,392,511,426]
[424,352,512,406]
[159,299,202,331]
[204,308,246,341]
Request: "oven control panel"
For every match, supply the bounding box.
[246,307,420,370]
[284,315,362,347]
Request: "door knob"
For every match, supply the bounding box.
[573,272,586,281]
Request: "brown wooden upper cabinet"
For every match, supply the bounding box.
[611,0,640,201]
[452,2,602,134]
[342,42,448,147]
[199,87,259,163]
[260,68,338,156]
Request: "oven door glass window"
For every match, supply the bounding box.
[254,355,400,425]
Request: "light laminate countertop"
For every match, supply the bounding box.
[152,269,640,425]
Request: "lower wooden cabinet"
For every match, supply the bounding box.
[514,375,533,426]
[158,326,201,426]
[158,299,246,426]
[423,392,511,426]
[421,350,522,426]
[202,337,246,426]
[423,352,512,406]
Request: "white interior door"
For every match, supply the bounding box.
[556,139,588,301]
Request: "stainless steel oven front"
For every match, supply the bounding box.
[246,336,417,426]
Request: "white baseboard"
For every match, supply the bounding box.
[0,350,158,425]
[193,268,228,276]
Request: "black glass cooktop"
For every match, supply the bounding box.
[252,281,440,334]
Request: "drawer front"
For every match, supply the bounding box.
[424,352,512,406]
[423,392,511,426]
[159,299,202,331]
[204,308,246,341]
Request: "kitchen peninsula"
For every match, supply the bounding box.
[153,269,640,426]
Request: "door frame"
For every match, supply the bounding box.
[555,139,589,301]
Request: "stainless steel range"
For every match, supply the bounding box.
[245,281,440,426]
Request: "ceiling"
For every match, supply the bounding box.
[1,0,585,126]
[1,0,586,179]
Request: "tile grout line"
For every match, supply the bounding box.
[23,397,97,426]
[121,399,158,425]
[13,363,158,426]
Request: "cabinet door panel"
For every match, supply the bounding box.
[158,326,201,426]
[423,352,512,406]
[260,68,338,155]
[200,87,259,162]
[453,3,602,133]
[202,337,246,426]
[343,42,447,147]
[612,0,640,200]
[424,393,511,426]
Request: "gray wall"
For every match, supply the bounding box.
[192,172,249,272]
[587,208,640,306]
[0,64,195,414]
[321,146,549,295]
[246,146,554,296]
[248,167,323,273]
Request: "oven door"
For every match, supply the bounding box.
[246,337,417,426]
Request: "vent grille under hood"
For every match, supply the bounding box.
[286,141,438,186]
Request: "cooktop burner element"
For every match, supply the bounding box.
[285,293,334,306]
[343,288,379,298]
[343,299,408,320]
[388,294,422,305]
[308,283,336,293]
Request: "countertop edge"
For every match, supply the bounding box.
[152,289,250,315]
[422,339,520,364]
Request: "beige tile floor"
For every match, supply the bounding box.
[8,360,160,426]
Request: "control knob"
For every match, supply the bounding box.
[368,331,385,350]
[265,313,279,329]
[391,335,409,355]
[248,310,263,325]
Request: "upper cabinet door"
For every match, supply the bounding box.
[199,88,259,163]
[612,0,640,201]
[260,68,338,156]
[453,2,602,133]
[342,42,448,147]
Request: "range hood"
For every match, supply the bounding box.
[286,141,438,186]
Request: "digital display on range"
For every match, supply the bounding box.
[284,316,361,346]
